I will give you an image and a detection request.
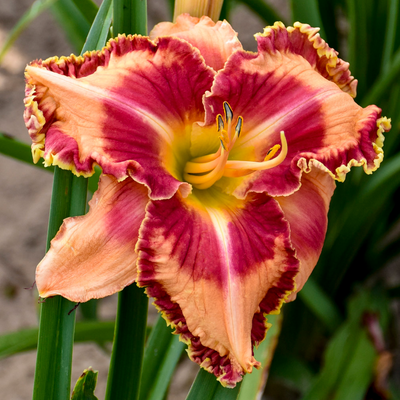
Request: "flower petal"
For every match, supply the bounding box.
[196,22,390,199]
[149,14,242,71]
[24,35,215,199]
[276,165,336,300]
[136,189,298,386]
[36,175,148,302]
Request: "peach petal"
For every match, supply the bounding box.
[136,189,298,386]
[150,14,242,71]
[36,175,148,302]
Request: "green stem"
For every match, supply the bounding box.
[113,0,147,36]
[105,285,148,400]
[139,316,174,399]
[33,168,80,400]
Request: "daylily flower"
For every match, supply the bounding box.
[24,15,390,387]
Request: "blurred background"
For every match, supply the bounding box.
[0,0,399,399]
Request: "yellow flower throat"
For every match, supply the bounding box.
[184,102,288,190]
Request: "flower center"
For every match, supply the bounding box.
[183,102,288,190]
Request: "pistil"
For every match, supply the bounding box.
[184,102,287,189]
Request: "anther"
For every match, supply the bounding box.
[223,101,233,122]
[217,115,224,132]
[235,117,243,137]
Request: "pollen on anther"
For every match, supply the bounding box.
[223,101,233,121]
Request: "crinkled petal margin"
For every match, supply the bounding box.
[136,189,298,386]
[24,34,216,199]
[194,22,391,199]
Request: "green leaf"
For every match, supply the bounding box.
[33,168,79,400]
[301,290,384,400]
[345,0,369,98]
[239,314,282,400]
[71,0,98,25]
[113,0,148,36]
[381,0,399,73]
[71,368,99,400]
[331,331,376,400]
[237,0,287,25]
[0,133,54,172]
[298,278,342,332]
[82,0,113,54]
[362,47,400,106]
[321,152,400,289]
[0,0,56,64]
[51,0,91,52]
[146,335,186,400]
[270,353,315,393]
[140,316,176,400]
[105,285,148,400]
[290,0,326,39]
[186,368,241,400]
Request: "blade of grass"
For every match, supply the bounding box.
[301,289,383,400]
[33,168,77,400]
[71,0,98,25]
[0,0,56,64]
[0,321,115,359]
[146,335,186,400]
[104,3,148,400]
[237,0,286,25]
[51,0,91,52]
[298,277,342,332]
[381,0,399,73]
[186,368,242,400]
[0,133,54,172]
[113,0,148,37]
[289,0,326,39]
[186,369,220,400]
[331,331,376,400]
[270,353,315,393]
[139,316,175,400]
[0,133,100,194]
[82,0,113,53]
[238,314,282,400]
[346,0,369,98]
[105,285,148,400]
[362,47,400,106]
[321,152,400,290]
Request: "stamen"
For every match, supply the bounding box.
[223,101,233,122]
[235,117,243,137]
[223,131,287,177]
[217,115,224,132]
[264,144,281,161]
[183,102,288,189]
